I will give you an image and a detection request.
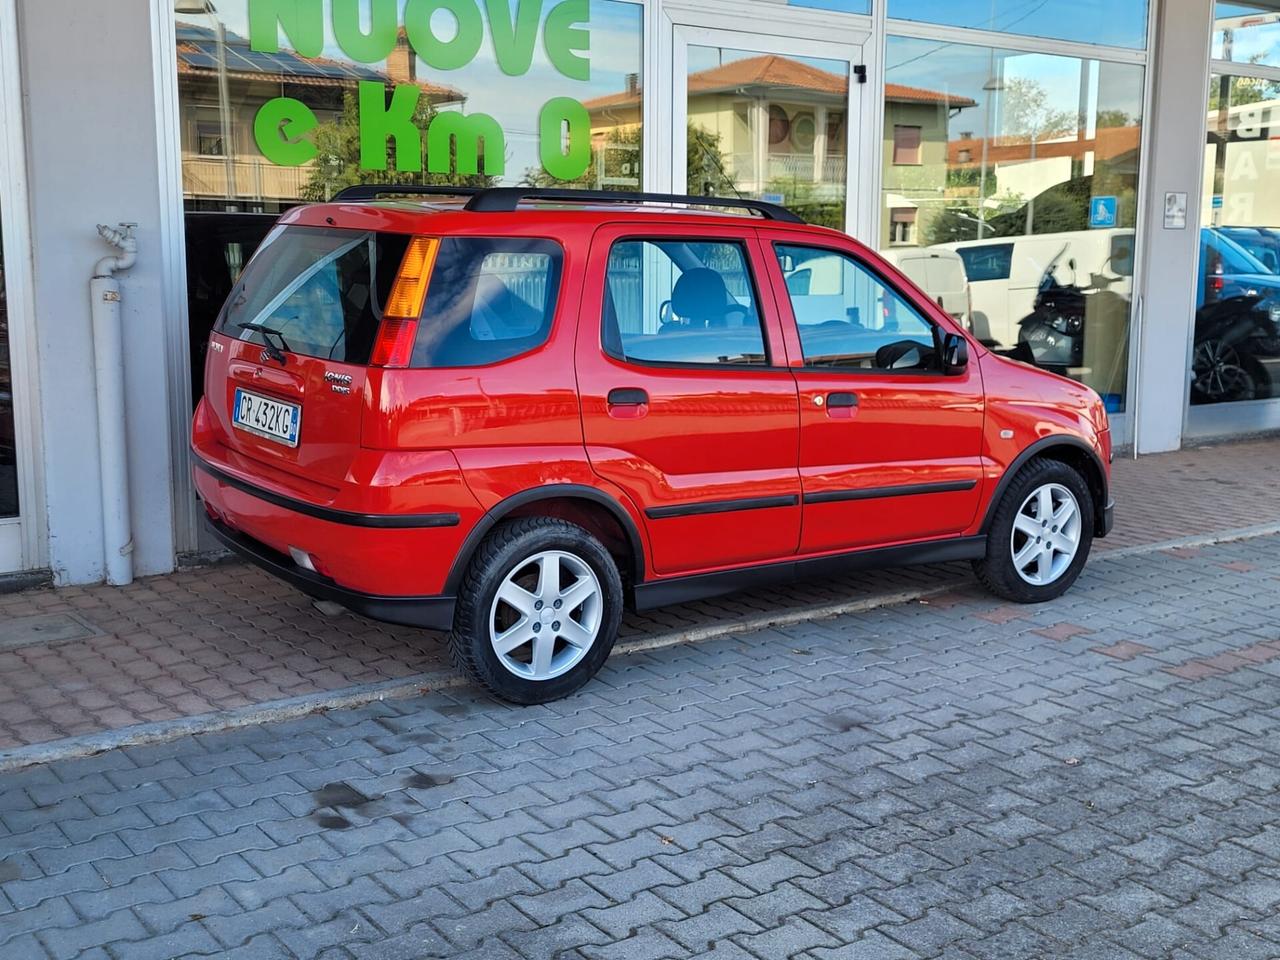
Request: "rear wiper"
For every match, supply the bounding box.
[238,322,291,363]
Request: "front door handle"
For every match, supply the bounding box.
[608,388,649,406]
[826,392,859,408]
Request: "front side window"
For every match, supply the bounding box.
[411,238,562,368]
[603,239,768,366]
[776,244,941,372]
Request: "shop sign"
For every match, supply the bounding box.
[250,0,593,181]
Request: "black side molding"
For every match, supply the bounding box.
[804,480,976,505]
[192,455,461,529]
[634,535,986,610]
[645,494,800,520]
[204,516,456,631]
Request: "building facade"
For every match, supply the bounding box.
[0,0,1271,583]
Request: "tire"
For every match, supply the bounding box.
[973,457,1094,604]
[448,517,624,704]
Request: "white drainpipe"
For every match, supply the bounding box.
[91,223,138,586]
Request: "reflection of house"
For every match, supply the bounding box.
[881,87,976,247]
[177,23,464,209]
[585,56,970,215]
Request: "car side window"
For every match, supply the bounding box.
[602,239,769,366]
[775,243,940,372]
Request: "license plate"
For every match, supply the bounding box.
[232,388,301,447]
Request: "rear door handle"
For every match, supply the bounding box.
[608,388,649,406]
[826,392,859,408]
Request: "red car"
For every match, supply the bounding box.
[192,187,1113,704]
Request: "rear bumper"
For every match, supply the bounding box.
[204,515,456,632]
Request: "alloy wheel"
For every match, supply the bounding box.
[488,550,603,681]
[1010,482,1082,586]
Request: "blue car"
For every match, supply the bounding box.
[1194,228,1280,404]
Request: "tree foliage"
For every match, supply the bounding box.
[301,89,496,202]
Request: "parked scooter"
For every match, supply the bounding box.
[1016,247,1127,375]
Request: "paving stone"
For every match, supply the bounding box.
[10,515,1280,960]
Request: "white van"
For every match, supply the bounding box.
[942,229,1135,348]
[880,246,972,330]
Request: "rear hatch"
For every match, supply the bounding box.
[204,223,418,490]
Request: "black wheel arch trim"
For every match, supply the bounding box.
[443,484,647,594]
[192,453,462,529]
[981,435,1110,537]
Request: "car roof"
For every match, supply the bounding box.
[280,197,851,241]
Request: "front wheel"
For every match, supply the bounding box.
[974,458,1094,603]
[449,517,624,704]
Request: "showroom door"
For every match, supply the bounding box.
[0,0,38,574]
[670,19,870,239]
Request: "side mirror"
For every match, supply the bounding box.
[943,332,969,374]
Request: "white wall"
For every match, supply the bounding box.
[1134,0,1213,453]
[18,0,175,583]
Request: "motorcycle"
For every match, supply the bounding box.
[1191,293,1280,404]
[1016,247,1127,376]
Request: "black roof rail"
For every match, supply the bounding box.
[463,187,805,223]
[331,184,483,202]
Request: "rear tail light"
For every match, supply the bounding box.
[371,236,440,368]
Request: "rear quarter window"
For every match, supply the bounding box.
[215,226,410,364]
[411,238,563,368]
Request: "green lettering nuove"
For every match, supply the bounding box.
[539,97,590,181]
[427,112,505,176]
[404,0,484,71]
[248,0,323,57]
[544,0,590,82]
[486,0,542,77]
[254,98,318,166]
[332,0,399,63]
[359,81,422,172]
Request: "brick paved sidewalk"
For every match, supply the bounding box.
[4,529,1280,958]
[0,436,1276,757]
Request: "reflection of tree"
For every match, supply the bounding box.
[686,124,737,197]
[301,90,495,201]
[522,124,643,190]
[765,179,843,230]
[999,77,1078,143]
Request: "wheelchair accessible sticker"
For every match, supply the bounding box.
[1089,196,1118,229]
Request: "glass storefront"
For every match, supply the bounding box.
[176,0,644,209]
[0,205,16,519]
[879,37,1146,412]
[1193,4,1280,410]
[888,0,1148,49]
[176,0,643,402]
[684,45,849,229]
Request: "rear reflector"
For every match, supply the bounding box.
[372,236,439,368]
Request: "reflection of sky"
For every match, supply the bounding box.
[886,37,1145,141]
[1213,2,1280,65]
[888,0,1148,50]
[210,0,643,179]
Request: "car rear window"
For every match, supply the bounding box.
[410,238,562,368]
[215,225,411,364]
[956,243,1014,283]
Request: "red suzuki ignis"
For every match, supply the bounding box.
[192,187,1114,704]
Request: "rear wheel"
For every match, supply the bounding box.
[449,517,623,704]
[974,458,1094,603]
